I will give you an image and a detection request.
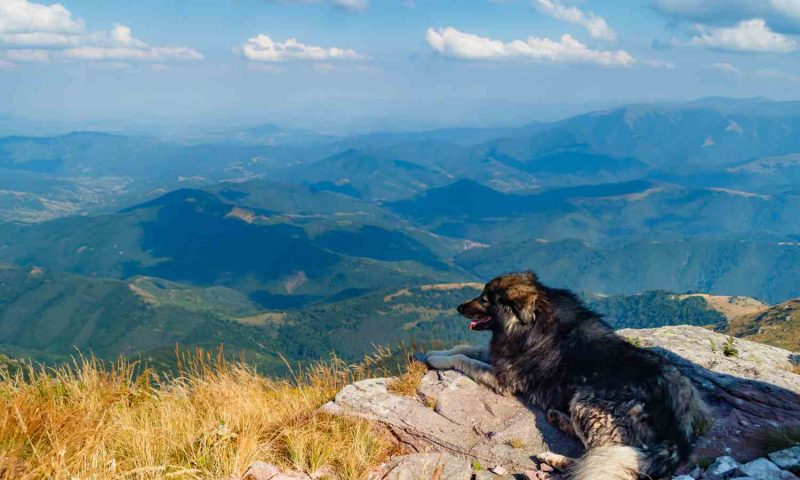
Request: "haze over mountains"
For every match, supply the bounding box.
[2,96,800,369]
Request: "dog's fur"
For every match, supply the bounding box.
[421,272,707,480]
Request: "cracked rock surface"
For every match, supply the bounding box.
[323,326,800,477]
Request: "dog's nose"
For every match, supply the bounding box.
[457,304,465,314]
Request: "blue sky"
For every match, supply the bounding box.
[1,0,799,133]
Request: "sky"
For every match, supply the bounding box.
[1,0,800,133]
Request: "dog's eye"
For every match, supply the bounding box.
[480,295,489,304]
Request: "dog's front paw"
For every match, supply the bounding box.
[425,355,460,370]
[535,452,574,471]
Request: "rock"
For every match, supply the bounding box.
[673,476,696,480]
[702,456,743,479]
[321,371,582,471]
[376,453,471,480]
[325,326,800,474]
[739,458,798,480]
[770,445,800,471]
[488,465,508,475]
[618,326,800,464]
[240,462,310,480]
[241,462,281,480]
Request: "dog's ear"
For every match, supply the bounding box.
[503,285,538,324]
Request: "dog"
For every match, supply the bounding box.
[417,272,707,480]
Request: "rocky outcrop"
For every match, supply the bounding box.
[619,326,800,465]
[323,326,800,478]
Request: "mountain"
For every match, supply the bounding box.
[456,237,800,304]
[588,291,727,329]
[0,183,467,308]
[0,264,282,369]
[723,298,800,352]
[273,149,454,201]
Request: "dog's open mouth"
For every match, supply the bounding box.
[468,315,493,331]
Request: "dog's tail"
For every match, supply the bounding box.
[569,442,681,480]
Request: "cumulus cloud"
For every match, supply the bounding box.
[710,62,739,73]
[534,0,616,41]
[237,34,363,62]
[424,26,635,67]
[652,0,800,34]
[688,18,797,53]
[0,0,203,66]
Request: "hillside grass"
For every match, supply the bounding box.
[0,347,408,480]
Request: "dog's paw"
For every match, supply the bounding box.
[534,452,573,471]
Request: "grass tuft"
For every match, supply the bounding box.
[386,361,428,398]
[0,348,404,480]
[722,336,739,358]
[506,438,526,449]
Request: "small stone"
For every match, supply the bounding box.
[489,465,508,475]
[740,457,798,480]
[703,456,743,480]
[770,445,800,471]
[522,471,548,480]
[673,476,695,480]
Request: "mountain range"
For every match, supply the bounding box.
[2,96,800,369]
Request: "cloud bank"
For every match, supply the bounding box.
[688,18,797,53]
[425,26,635,67]
[0,0,203,66]
[237,34,363,62]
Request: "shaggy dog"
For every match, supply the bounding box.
[418,272,707,480]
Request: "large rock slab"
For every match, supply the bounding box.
[321,370,582,472]
[619,326,800,465]
[324,326,800,473]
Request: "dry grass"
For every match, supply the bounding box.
[506,438,526,449]
[386,361,428,398]
[0,347,404,480]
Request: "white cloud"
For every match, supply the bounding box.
[0,0,83,34]
[0,0,203,66]
[237,34,363,62]
[757,68,799,81]
[534,0,616,41]
[0,59,14,70]
[688,18,797,53]
[653,0,800,34]
[710,62,739,73]
[425,26,635,67]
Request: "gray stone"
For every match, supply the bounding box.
[770,445,800,471]
[673,476,696,480]
[322,370,581,471]
[378,453,471,480]
[740,458,798,480]
[703,456,743,479]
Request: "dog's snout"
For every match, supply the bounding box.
[457,303,465,315]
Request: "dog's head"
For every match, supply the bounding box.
[457,272,543,333]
